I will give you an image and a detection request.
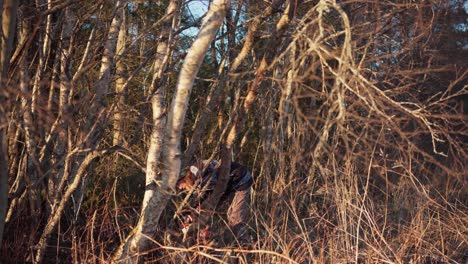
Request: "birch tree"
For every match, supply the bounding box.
[113,0,230,262]
[0,1,466,263]
[113,7,127,146]
[112,1,180,262]
[48,5,76,203]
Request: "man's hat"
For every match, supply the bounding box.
[189,165,199,176]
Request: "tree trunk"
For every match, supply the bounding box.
[0,0,18,247]
[18,3,45,221]
[113,7,127,146]
[48,5,76,204]
[160,0,230,236]
[112,1,179,262]
[113,0,229,262]
[85,0,126,146]
[31,0,54,114]
[70,0,126,214]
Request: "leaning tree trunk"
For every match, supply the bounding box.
[0,0,18,247]
[113,0,178,261]
[112,0,229,262]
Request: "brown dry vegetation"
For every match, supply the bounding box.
[0,0,467,263]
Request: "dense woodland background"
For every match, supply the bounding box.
[0,0,467,263]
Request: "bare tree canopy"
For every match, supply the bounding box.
[0,0,466,263]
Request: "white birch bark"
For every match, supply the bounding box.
[31,0,53,114]
[113,0,229,262]
[58,7,75,117]
[86,0,126,146]
[161,0,230,190]
[113,1,180,262]
[113,8,127,146]
[46,50,60,113]
[48,6,76,201]
[71,26,96,83]
[72,0,126,217]
[69,0,126,244]
[279,44,296,141]
[94,0,126,102]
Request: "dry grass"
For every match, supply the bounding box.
[1,1,466,263]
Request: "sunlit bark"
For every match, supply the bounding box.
[112,1,180,262]
[160,0,230,233]
[18,7,44,221]
[31,0,53,114]
[114,0,229,261]
[48,5,76,203]
[113,8,127,146]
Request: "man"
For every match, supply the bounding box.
[176,159,253,244]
